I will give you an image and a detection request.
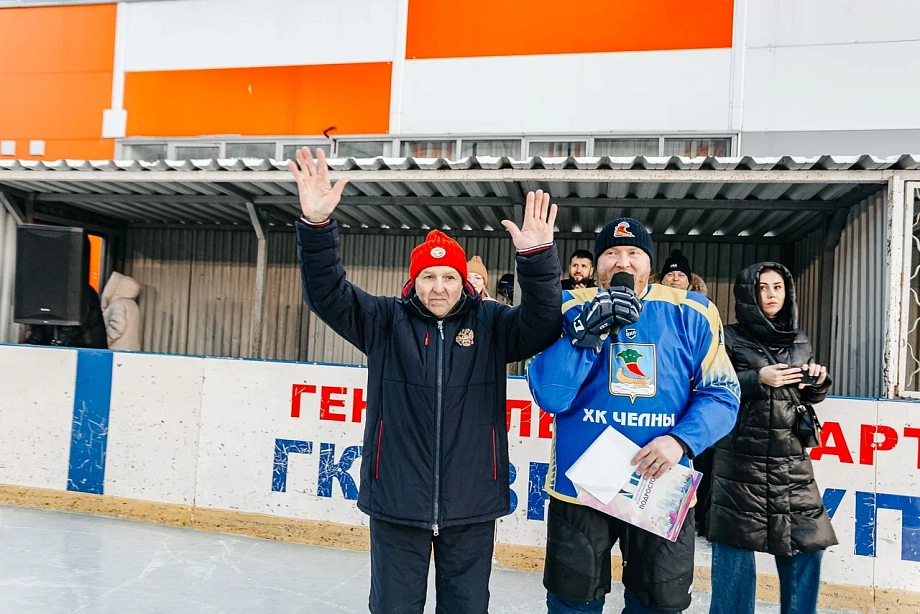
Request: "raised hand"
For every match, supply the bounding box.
[501,190,557,251]
[288,147,350,223]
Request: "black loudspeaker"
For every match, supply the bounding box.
[14,225,89,326]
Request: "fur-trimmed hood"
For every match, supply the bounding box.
[649,272,708,297]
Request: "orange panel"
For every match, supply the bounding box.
[406,0,734,59]
[2,73,113,140]
[125,63,392,137]
[88,235,104,292]
[45,140,115,161]
[0,5,116,159]
[0,4,116,74]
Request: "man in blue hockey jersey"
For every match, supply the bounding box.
[528,218,740,614]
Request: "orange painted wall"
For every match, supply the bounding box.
[406,0,734,60]
[0,4,116,159]
[124,63,392,138]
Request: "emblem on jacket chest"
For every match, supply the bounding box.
[455,328,475,347]
[609,343,657,402]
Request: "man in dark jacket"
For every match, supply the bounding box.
[561,249,597,290]
[289,148,563,614]
[705,262,835,614]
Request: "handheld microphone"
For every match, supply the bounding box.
[611,271,635,291]
[608,272,637,338]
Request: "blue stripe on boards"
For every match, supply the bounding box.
[67,350,114,494]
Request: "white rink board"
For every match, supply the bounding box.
[194,358,368,527]
[0,345,75,490]
[870,400,920,591]
[497,377,554,548]
[774,399,879,589]
[104,353,204,505]
[3,345,920,594]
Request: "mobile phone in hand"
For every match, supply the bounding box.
[799,370,820,386]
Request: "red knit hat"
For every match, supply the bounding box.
[409,230,467,281]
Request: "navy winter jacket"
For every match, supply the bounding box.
[297,219,562,530]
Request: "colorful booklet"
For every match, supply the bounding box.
[565,426,701,542]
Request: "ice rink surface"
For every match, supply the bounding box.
[0,505,860,613]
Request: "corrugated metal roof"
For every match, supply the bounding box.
[1,154,912,238]
[3,153,919,173]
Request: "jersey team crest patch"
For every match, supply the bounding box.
[609,343,657,402]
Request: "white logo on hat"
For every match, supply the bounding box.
[614,222,635,238]
[430,247,446,258]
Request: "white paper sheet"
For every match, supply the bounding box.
[564,426,640,505]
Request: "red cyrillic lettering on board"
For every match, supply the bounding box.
[352,388,367,423]
[904,427,920,469]
[320,386,347,422]
[809,421,854,464]
[506,400,532,437]
[859,424,898,465]
[291,384,316,418]
[538,408,554,439]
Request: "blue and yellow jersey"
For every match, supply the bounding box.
[528,284,740,504]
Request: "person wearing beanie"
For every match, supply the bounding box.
[660,249,692,290]
[290,148,562,614]
[529,216,739,614]
[649,249,710,296]
[496,273,515,306]
[466,255,495,300]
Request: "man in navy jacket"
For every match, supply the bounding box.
[289,148,562,614]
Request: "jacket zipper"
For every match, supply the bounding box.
[375,421,384,479]
[492,426,498,480]
[433,320,444,536]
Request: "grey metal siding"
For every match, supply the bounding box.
[128,227,794,365]
[830,192,887,398]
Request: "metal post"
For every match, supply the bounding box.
[509,181,525,309]
[897,182,920,397]
[883,174,907,398]
[506,182,527,375]
[0,191,25,225]
[0,192,22,344]
[246,202,267,359]
[0,204,15,343]
[24,193,35,223]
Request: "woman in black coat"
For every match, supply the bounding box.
[706,262,836,614]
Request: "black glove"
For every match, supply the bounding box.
[608,285,642,328]
[567,289,616,351]
[566,287,642,353]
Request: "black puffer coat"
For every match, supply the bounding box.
[705,262,837,556]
